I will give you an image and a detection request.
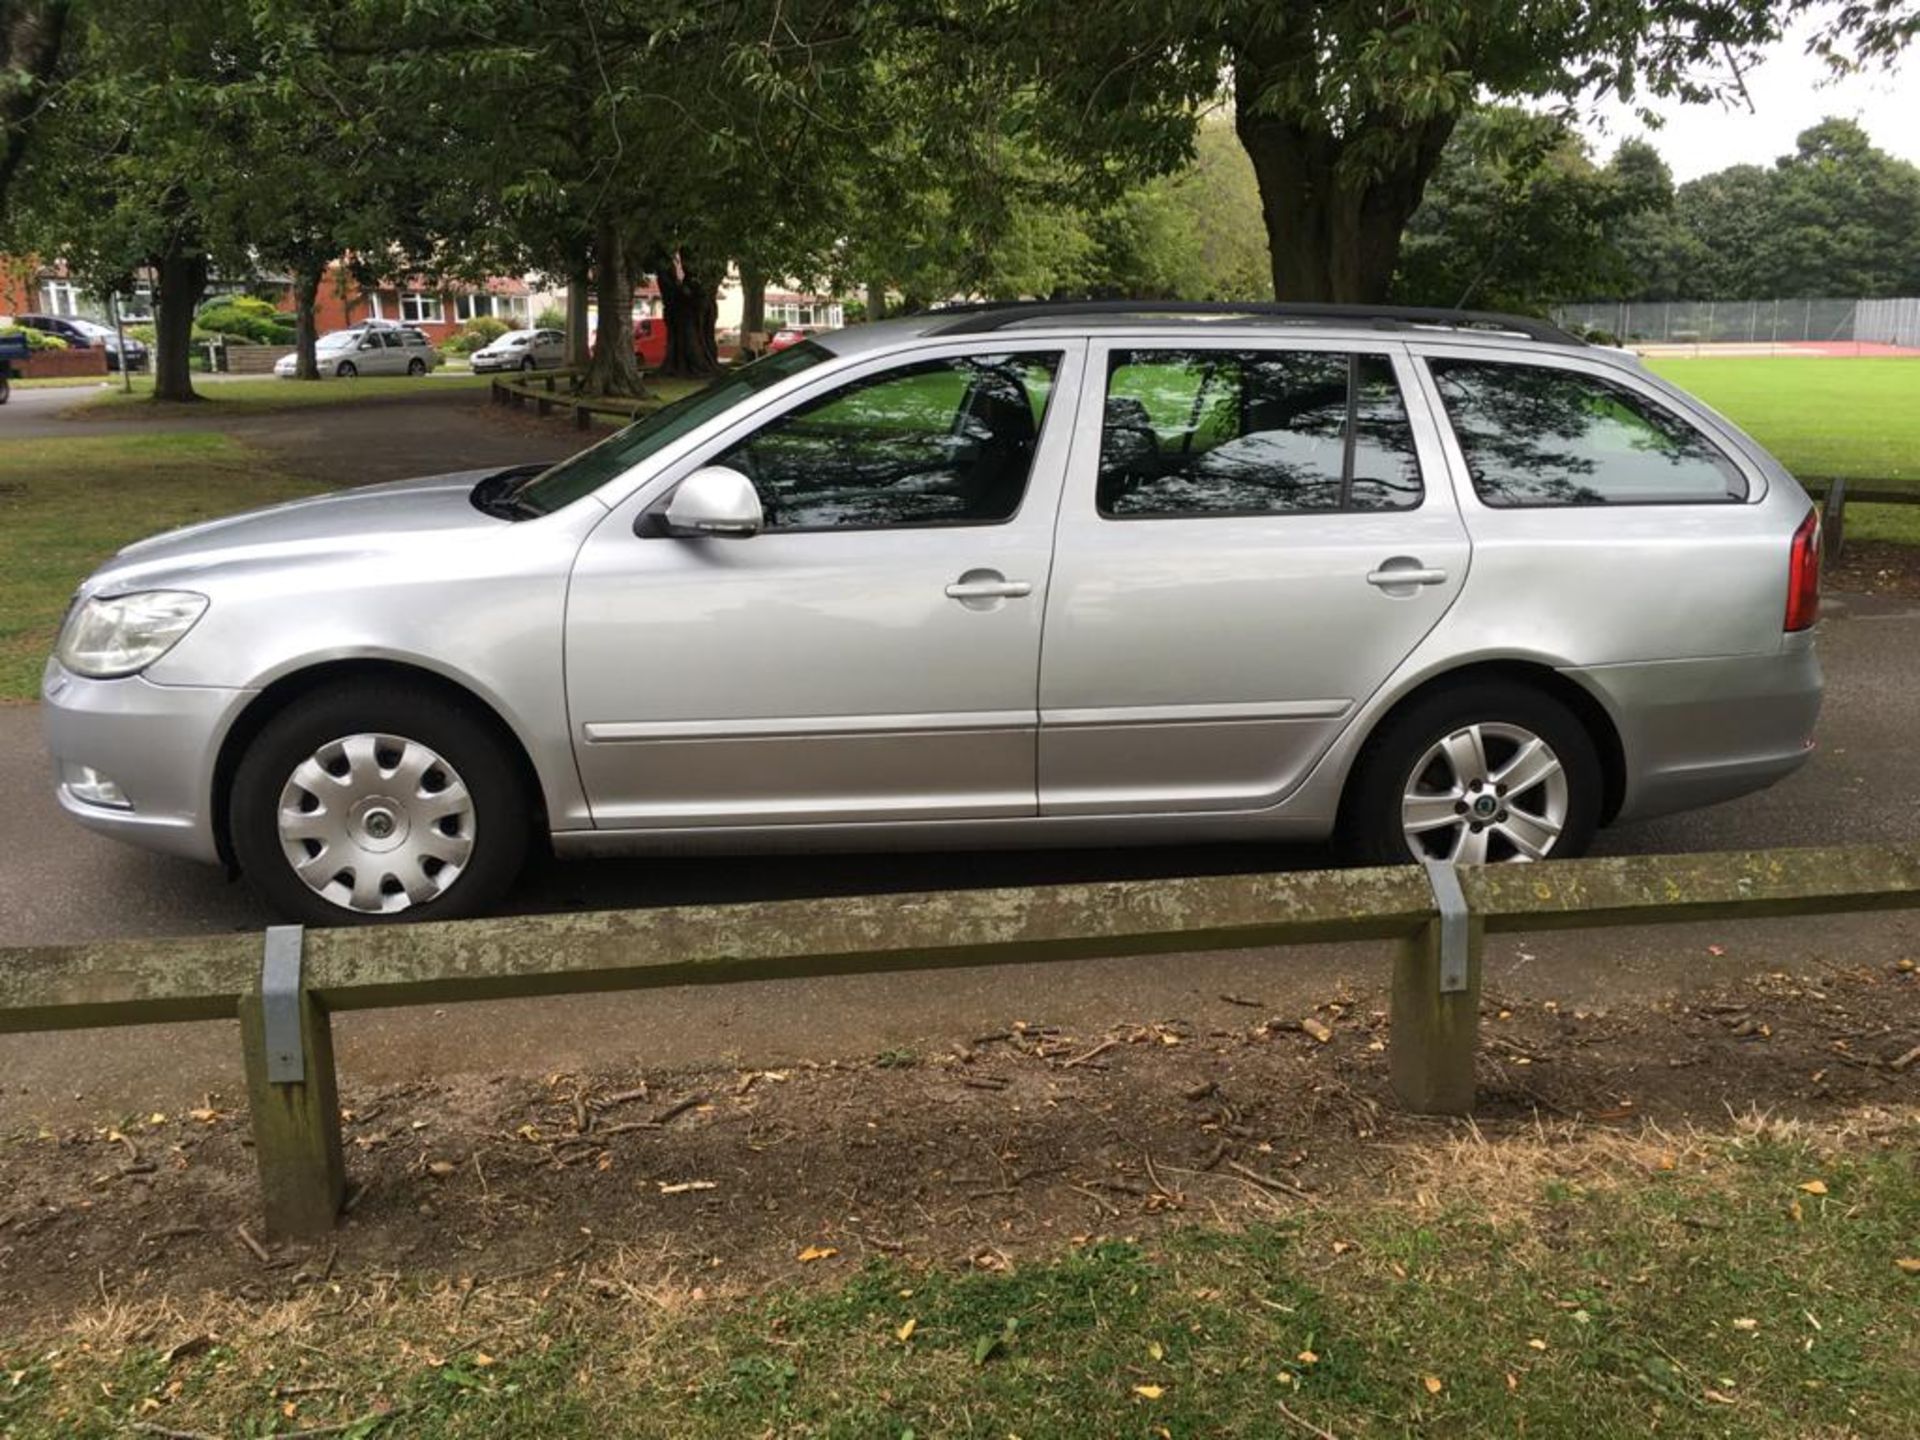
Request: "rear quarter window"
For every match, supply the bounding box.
[1429,359,1747,506]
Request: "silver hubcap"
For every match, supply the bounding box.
[276,733,476,914]
[1402,722,1568,864]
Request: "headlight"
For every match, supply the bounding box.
[55,591,209,678]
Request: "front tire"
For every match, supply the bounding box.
[519,356,536,372]
[1339,681,1601,867]
[231,682,530,925]
[336,360,358,378]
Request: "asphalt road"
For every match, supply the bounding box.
[2,387,1917,1122]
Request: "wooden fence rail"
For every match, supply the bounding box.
[8,843,1917,1236]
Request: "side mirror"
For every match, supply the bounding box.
[658,466,763,538]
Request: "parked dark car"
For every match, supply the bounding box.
[13,314,149,372]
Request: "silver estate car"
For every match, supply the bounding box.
[44,302,1824,924]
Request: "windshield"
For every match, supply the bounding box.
[318,332,356,350]
[509,341,834,514]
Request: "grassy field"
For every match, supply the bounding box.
[67,372,493,414]
[1646,357,1920,485]
[0,433,323,700]
[3,1114,1913,1438]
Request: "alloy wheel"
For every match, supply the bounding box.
[1401,722,1569,864]
[276,733,476,914]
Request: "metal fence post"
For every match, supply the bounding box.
[1391,867,1484,1115]
[239,927,346,1236]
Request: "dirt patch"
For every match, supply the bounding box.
[1832,539,1920,599]
[3,961,1915,1332]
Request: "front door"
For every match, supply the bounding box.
[1038,338,1470,814]
[566,341,1082,829]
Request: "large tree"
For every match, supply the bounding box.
[0,0,69,215]
[1014,0,1910,303]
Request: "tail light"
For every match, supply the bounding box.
[1785,507,1821,632]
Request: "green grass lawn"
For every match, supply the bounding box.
[67,372,493,415]
[4,1117,1914,1437]
[0,433,324,701]
[1646,357,1920,486]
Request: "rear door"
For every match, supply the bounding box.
[1037,336,1469,815]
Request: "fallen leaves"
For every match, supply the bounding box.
[895,1319,917,1343]
[1798,1179,1829,1196]
[1299,1018,1334,1045]
[1132,1384,1166,1400]
[1731,1317,1760,1332]
[796,1245,837,1263]
[1896,1257,1920,1275]
[1422,1375,1444,1395]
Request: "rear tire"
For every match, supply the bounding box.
[408,357,427,376]
[1338,681,1601,867]
[231,681,530,925]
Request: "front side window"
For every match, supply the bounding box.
[711,352,1062,531]
[1098,349,1422,518]
[1429,359,1747,506]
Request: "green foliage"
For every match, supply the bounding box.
[0,323,66,350]
[533,305,567,332]
[194,295,294,345]
[1615,118,1920,301]
[1395,109,1669,312]
[442,317,511,354]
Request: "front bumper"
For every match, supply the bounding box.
[41,659,250,864]
[469,355,517,372]
[1572,639,1823,825]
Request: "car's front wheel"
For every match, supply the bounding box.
[231,682,529,924]
[1340,681,1601,867]
[336,360,358,378]
[519,356,536,372]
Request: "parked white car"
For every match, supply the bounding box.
[274,324,444,378]
[470,328,566,373]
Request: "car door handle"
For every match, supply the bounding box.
[945,578,1033,600]
[1366,566,1449,588]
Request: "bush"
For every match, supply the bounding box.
[534,305,568,332]
[443,316,512,354]
[1,325,68,351]
[195,295,295,346]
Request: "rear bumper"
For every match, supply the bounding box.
[41,659,247,864]
[1571,640,1823,825]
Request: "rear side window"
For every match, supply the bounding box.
[1429,359,1747,506]
[1098,349,1422,518]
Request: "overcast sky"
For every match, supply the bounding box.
[1576,13,1920,180]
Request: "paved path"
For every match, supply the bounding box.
[2,384,1916,1119]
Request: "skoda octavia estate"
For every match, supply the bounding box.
[43,303,1824,924]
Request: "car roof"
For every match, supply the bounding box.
[812,300,1599,363]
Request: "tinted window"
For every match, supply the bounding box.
[1429,360,1747,506]
[714,352,1062,531]
[1098,350,1421,518]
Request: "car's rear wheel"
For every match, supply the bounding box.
[231,682,529,925]
[336,360,358,378]
[408,357,427,376]
[1339,681,1601,867]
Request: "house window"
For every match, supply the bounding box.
[39,280,80,316]
[116,283,156,322]
[399,292,443,324]
[455,293,531,323]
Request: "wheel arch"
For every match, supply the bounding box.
[1337,658,1628,832]
[210,658,550,868]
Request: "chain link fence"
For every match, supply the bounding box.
[1551,298,1920,350]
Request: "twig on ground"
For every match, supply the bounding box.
[1060,1038,1120,1069]
[652,1094,708,1126]
[1070,1183,1121,1216]
[1224,1160,1318,1202]
[234,1225,272,1264]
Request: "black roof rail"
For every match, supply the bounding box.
[921,299,1580,345]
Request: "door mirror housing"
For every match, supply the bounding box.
[656,466,763,538]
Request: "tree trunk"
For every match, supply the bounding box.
[565,248,592,371]
[1234,65,1457,303]
[738,264,766,352]
[656,252,721,380]
[152,247,208,402]
[0,1,70,217]
[865,277,886,323]
[292,263,324,381]
[582,219,644,397]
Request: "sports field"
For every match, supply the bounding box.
[1645,356,1920,485]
